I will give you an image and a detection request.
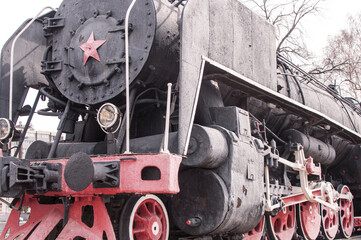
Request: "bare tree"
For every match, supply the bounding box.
[310,13,361,101]
[243,0,323,61]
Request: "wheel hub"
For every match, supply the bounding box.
[147,216,162,239]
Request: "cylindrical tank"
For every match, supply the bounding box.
[46,0,180,105]
[281,129,336,165]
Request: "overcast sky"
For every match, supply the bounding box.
[0,0,360,131]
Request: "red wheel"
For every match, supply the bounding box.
[119,195,169,240]
[338,185,354,238]
[266,205,296,240]
[296,201,321,240]
[320,204,339,240]
[243,217,265,240]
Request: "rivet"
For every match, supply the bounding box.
[144,46,148,49]
[134,68,138,71]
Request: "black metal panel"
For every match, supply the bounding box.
[171,169,229,235]
[178,0,276,154]
[0,12,54,121]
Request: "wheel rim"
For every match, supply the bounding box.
[267,205,296,240]
[121,195,169,240]
[321,204,338,240]
[338,185,354,238]
[297,201,321,240]
[243,217,264,240]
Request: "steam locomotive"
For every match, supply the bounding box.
[0,0,360,239]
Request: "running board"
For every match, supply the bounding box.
[201,56,361,144]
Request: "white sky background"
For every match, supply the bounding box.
[0,0,360,131]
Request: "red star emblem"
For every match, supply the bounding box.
[79,32,106,65]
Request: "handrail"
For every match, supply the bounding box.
[124,0,138,154]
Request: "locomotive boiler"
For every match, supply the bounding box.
[0,0,360,239]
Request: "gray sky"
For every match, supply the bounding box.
[0,0,360,131]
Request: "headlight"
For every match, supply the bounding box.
[0,118,14,141]
[97,103,122,133]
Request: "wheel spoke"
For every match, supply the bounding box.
[147,201,157,215]
[139,203,152,218]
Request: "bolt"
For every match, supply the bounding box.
[70,30,75,36]
[106,11,112,18]
[112,180,117,186]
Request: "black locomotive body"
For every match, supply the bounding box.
[0,0,360,239]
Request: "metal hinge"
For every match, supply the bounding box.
[43,17,65,32]
[41,60,63,74]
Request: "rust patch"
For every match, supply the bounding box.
[243,185,247,196]
[237,197,242,208]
